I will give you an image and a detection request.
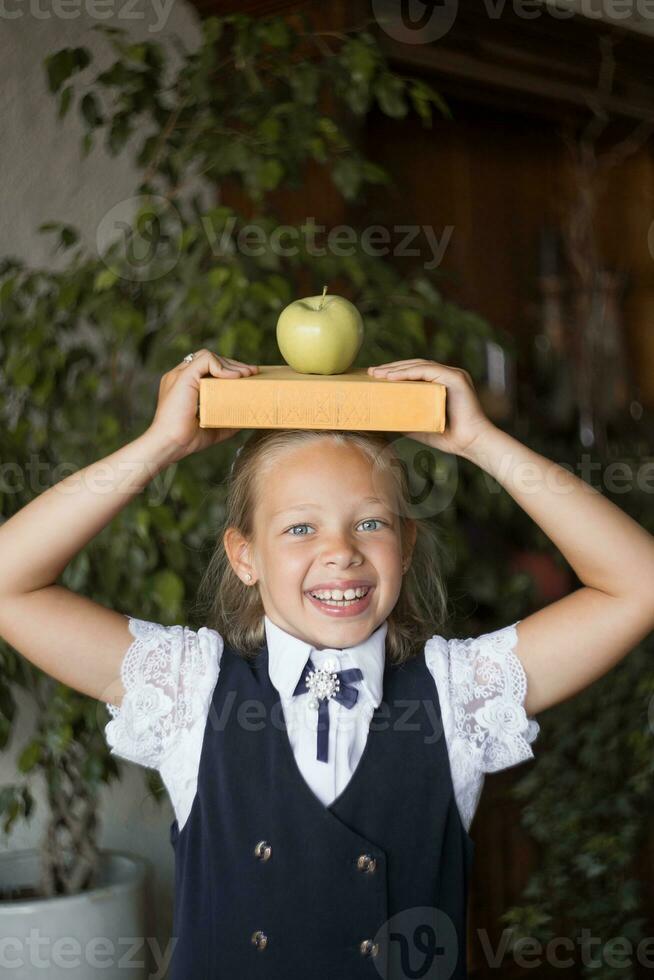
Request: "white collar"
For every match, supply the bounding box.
[264,614,388,708]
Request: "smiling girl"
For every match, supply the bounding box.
[0,351,653,979]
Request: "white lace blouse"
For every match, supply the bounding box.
[104,616,540,837]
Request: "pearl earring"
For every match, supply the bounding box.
[246,573,252,582]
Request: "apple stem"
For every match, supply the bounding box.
[318,284,328,310]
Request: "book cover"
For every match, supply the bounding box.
[198,366,446,433]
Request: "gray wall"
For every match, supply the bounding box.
[0,5,207,977]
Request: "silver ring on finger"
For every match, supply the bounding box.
[183,353,195,363]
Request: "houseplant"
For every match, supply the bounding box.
[0,7,495,955]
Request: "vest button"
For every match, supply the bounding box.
[253,840,272,861]
[251,930,268,951]
[359,939,379,957]
[356,853,377,873]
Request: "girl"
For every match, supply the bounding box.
[0,350,653,980]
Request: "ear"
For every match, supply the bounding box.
[223,526,256,585]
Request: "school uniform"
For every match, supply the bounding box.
[105,613,540,979]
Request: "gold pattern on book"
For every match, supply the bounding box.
[277,389,371,425]
[214,388,372,426]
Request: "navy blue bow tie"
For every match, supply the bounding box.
[292,656,363,763]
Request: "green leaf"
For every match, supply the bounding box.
[262,19,289,48]
[344,83,370,116]
[375,74,407,118]
[45,723,73,756]
[81,92,103,128]
[44,47,89,94]
[58,85,73,119]
[107,114,131,155]
[289,63,319,106]
[409,79,451,125]
[136,134,159,167]
[126,43,147,64]
[332,157,363,200]
[341,37,379,85]
[93,267,119,291]
[361,161,390,185]
[317,117,341,143]
[81,131,94,158]
[97,62,133,88]
[208,266,230,288]
[59,226,80,250]
[91,24,127,39]
[307,136,326,163]
[18,741,41,773]
[256,158,284,191]
[12,359,36,387]
[135,507,152,541]
[202,16,223,45]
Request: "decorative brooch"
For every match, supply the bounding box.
[304,664,340,710]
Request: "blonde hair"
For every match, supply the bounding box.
[194,429,450,664]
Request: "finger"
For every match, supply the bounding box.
[371,361,459,375]
[219,356,259,371]
[368,359,426,371]
[174,350,252,367]
[183,352,256,376]
[369,365,447,382]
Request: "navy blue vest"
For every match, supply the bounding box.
[169,633,475,979]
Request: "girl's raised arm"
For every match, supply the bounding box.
[369,358,654,717]
[460,423,654,716]
[0,351,257,707]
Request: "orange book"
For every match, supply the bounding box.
[198,365,446,433]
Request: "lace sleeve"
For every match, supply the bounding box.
[104,616,223,771]
[424,620,540,833]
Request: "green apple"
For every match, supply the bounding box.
[276,286,364,375]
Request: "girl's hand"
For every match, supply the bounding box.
[147,350,259,462]
[367,358,495,457]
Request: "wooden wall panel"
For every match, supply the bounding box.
[358,101,654,403]
[356,103,570,348]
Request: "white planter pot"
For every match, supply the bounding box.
[0,849,148,979]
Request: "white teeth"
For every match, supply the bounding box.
[310,587,369,601]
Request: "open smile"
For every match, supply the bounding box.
[305,587,374,618]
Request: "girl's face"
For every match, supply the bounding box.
[229,439,415,651]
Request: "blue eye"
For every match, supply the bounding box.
[359,519,385,531]
[287,524,313,537]
[286,519,387,536]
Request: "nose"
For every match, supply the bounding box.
[320,530,364,568]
